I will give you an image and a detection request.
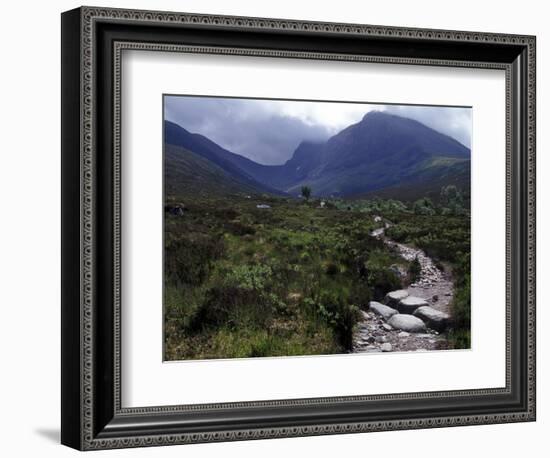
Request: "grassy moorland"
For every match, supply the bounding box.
[164,190,470,360]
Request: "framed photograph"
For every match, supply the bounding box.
[61,6,536,450]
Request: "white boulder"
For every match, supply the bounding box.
[398,296,429,314]
[369,301,399,320]
[413,306,451,332]
[388,314,427,333]
[384,290,409,308]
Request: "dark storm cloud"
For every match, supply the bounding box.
[164,96,332,165]
[164,96,472,165]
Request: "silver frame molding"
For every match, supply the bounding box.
[61,6,536,450]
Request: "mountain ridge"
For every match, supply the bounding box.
[164,111,470,199]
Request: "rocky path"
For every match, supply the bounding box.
[352,220,453,353]
[384,239,454,315]
[353,309,448,353]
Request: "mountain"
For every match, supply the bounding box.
[165,144,268,197]
[283,111,469,196]
[359,157,470,203]
[164,121,284,196]
[165,111,470,200]
[223,140,325,191]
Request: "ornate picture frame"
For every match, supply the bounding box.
[61,6,536,450]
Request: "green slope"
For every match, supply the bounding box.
[165,144,266,198]
[358,158,470,203]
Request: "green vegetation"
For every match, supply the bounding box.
[165,186,471,359]
[301,185,312,201]
[439,185,467,216]
[408,257,422,283]
[165,194,411,360]
[448,252,471,348]
[413,197,436,216]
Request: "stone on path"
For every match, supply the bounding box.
[369,301,399,320]
[381,323,393,331]
[397,331,410,338]
[380,343,393,352]
[388,314,427,333]
[413,306,451,332]
[385,290,409,308]
[398,296,428,314]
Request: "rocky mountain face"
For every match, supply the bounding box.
[165,111,470,199]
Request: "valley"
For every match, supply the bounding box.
[164,111,471,201]
[163,108,471,360]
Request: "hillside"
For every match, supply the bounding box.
[165,121,285,196]
[165,144,268,197]
[359,158,470,203]
[165,111,471,200]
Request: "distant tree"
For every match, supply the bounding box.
[413,197,436,216]
[301,185,312,201]
[440,185,465,215]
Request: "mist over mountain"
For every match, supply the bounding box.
[164,111,470,200]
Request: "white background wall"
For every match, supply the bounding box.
[0,0,546,456]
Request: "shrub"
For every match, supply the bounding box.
[408,257,422,283]
[368,268,402,300]
[249,339,273,358]
[448,251,471,349]
[165,235,224,286]
[188,285,274,332]
[324,261,340,276]
[413,197,436,216]
[225,220,256,236]
[225,264,273,291]
[365,250,403,299]
[439,185,465,215]
[306,291,360,351]
[214,207,240,220]
[448,328,470,349]
[187,264,278,332]
[348,282,372,310]
[452,274,470,328]
[243,246,255,257]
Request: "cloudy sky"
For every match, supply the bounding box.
[164,95,472,165]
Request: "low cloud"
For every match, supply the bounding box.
[165,96,332,165]
[165,96,471,165]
